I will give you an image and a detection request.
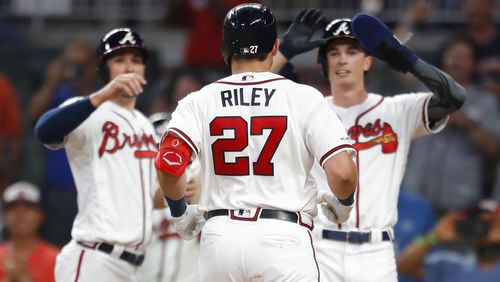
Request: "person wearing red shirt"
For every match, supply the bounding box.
[0,182,60,282]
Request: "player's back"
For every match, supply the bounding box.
[167,72,340,216]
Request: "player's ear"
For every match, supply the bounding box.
[271,39,279,56]
[363,55,373,72]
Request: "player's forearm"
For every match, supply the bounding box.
[34,97,96,144]
[157,170,188,216]
[409,59,466,121]
[324,152,357,199]
[153,188,167,209]
[157,170,187,200]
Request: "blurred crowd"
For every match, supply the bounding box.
[0,0,499,281]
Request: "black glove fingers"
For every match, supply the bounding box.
[314,14,326,26]
[310,9,322,22]
[303,8,319,24]
[296,9,308,23]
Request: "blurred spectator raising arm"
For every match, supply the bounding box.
[29,39,95,121]
[0,74,24,192]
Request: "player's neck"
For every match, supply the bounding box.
[112,96,136,112]
[331,84,368,108]
[231,60,272,74]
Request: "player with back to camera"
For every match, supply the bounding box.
[272,10,466,282]
[154,3,358,281]
[34,28,160,281]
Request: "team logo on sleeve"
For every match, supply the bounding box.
[348,119,398,153]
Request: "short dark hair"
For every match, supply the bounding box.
[232,53,269,62]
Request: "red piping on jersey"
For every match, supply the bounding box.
[169,127,199,154]
[111,110,147,249]
[352,96,385,229]
[307,231,320,282]
[422,96,431,132]
[319,144,355,166]
[74,250,86,282]
[214,77,287,85]
[298,212,314,231]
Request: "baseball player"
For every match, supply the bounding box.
[273,10,466,282]
[155,3,358,281]
[34,28,157,281]
[137,112,200,282]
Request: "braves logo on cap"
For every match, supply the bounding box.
[119,32,137,45]
[333,21,350,36]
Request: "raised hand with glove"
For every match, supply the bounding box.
[317,191,354,224]
[351,12,465,121]
[272,8,328,72]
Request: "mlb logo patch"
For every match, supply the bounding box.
[240,47,250,54]
[229,208,261,221]
[242,75,254,81]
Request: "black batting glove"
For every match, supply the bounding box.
[280,8,328,60]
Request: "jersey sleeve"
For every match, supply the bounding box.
[43,96,90,150]
[165,93,201,155]
[395,92,448,139]
[306,98,356,167]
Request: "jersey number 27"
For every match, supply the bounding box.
[210,116,287,176]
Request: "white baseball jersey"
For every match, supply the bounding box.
[46,97,157,251]
[313,92,447,232]
[166,72,355,217]
[137,158,201,282]
[136,208,200,282]
[312,92,447,282]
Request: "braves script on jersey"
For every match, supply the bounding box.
[46,97,157,250]
[313,93,447,231]
[166,72,354,216]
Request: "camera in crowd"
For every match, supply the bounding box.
[453,200,500,260]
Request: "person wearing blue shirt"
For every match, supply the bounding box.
[395,190,437,282]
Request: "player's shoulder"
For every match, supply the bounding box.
[59,96,87,108]
[383,92,432,104]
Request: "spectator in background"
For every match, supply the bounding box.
[395,190,437,282]
[0,181,60,282]
[167,0,248,72]
[0,74,23,192]
[397,200,500,282]
[402,36,500,214]
[150,68,206,114]
[462,0,500,98]
[28,39,95,247]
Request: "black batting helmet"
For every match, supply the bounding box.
[96,27,149,80]
[317,19,357,78]
[220,3,277,65]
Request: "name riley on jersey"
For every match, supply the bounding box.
[220,87,276,107]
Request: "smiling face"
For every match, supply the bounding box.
[326,38,372,90]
